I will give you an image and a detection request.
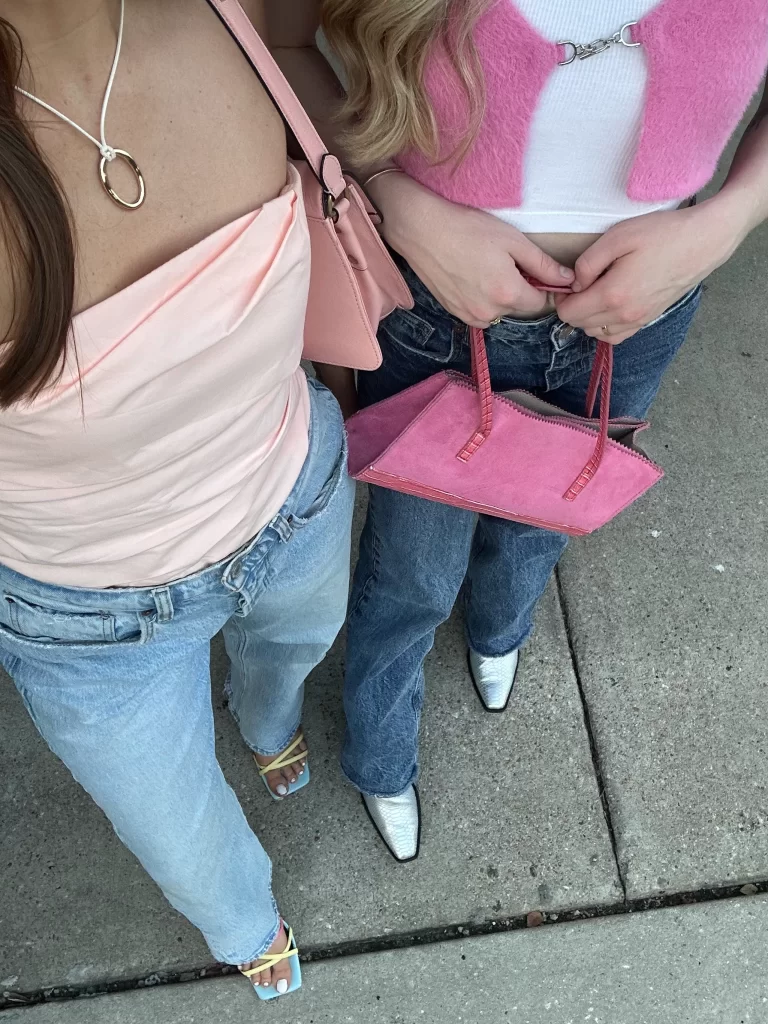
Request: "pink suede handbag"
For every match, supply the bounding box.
[346,328,663,535]
[208,0,413,370]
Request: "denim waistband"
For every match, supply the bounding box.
[0,375,342,613]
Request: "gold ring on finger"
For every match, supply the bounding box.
[601,324,611,336]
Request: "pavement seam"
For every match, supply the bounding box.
[3,878,768,1013]
[554,567,628,901]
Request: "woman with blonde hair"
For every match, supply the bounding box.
[301,0,768,860]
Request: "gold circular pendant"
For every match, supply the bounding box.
[99,149,146,210]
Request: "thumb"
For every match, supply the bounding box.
[510,235,575,288]
[572,233,625,292]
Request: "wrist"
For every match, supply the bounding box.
[361,165,402,189]
[695,187,761,258]
[366,172,439,251]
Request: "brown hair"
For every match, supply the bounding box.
[0,18,75,408]
[321,0,491,168]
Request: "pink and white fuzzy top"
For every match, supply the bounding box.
[397,0,768,221]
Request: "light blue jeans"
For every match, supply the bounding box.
[0,378,354,965]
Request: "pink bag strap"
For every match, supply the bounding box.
[457,327,613,501]
[563,341,613,501]
[457,328,494,462]
[205,0,346,202]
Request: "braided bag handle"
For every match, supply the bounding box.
[457,328,613,500]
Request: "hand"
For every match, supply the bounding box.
[556,202,740,344]
[368,173,575,326]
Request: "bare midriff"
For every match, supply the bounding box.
[532,231,602,267]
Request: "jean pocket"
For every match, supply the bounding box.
[0,592,143,648]
[379,306,456,365]
[289,433,350,529]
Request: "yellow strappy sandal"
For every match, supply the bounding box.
[239,922,301,1000]
[255,731,309,800]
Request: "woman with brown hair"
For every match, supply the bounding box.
[292,0,768,861]
[0,0,356,1000]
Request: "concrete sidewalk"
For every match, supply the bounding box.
[0,585,621,995]
[559,249,768,900]
[2,161,768,1020]
[6,897,768,1022]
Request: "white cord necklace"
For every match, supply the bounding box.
[15,0,145,210]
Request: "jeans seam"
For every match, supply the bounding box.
[5,596,19,632]
[411,665,425,717]
[463,525,486,618]
[16,681,44,734]
[225,661,301,758]
[348,490,382,620]
[219,863,281,966]
[236,559,276,619]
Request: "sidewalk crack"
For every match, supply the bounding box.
[5,879,768,1012]
[555,567,627,901]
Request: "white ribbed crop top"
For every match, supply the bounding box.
[489,0,681,233]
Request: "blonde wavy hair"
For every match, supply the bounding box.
[321,0,491,167]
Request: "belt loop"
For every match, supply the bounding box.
[272,513,294,543]
[4,594,19,631]
[151,586,174,623]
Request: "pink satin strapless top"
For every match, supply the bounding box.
[0,165,311,588]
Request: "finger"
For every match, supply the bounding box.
[575,311,620,335]
[578,308,647,336]
[581,322,641,345]
[571,234,632,293]
[555,277,622,326]
[580,318,641,337]
[511,235,575,289]
[505,278,553,316]
[470,277,549,327]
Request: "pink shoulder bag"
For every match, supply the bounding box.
[207,0,413,370]
[346,328,663,535]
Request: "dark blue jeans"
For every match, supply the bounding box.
[342,258,702,797]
